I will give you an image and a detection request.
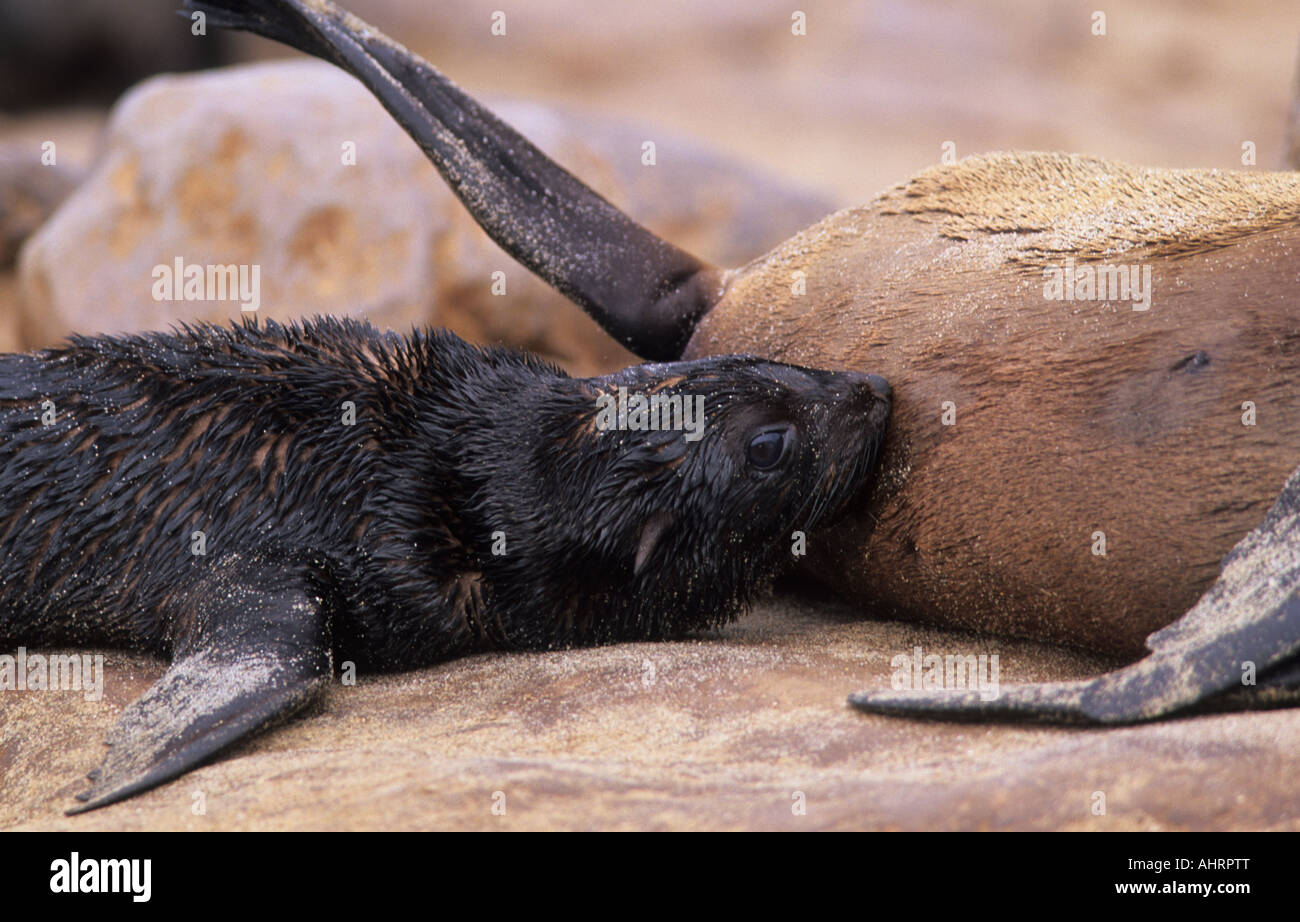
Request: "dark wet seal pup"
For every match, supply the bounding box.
[0,317,890,812]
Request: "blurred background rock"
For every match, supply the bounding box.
[1,0,1297,365]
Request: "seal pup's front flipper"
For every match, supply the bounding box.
[184,0,721,361]
[850,462,1300,724]
[68,554,331,814]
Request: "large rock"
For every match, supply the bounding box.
[16,60,832,375]
[0,145,81,268]
[5,597,1297,831]
[0,109,104,353]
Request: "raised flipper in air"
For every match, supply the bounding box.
[849,462,1300,724]
[182,0,721,361]
[68,552,332,814]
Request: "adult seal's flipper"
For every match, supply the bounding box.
[850,462,1300,724]
[184,0,721,361]
[69,554,331,814]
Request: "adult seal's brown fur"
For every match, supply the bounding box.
[188,0,1300,726]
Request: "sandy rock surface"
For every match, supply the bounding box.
[15,60,830,376]
[5,597,1296,831]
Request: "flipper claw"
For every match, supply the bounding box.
[850,681,1092,723]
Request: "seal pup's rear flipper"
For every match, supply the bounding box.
[850,462,1300,724]
[184,0,721,361]
[68,555,331,814]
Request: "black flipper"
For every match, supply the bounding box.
[68,553,331,814]
[849,462,1300,724]
[183,0,721,361]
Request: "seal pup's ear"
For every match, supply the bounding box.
[635,510,675,577]
[184,0,723,361]
[68,552,331,814]
[849,462,1300,724]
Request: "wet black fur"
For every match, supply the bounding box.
[0,317,889,673]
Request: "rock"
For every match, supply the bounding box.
[4,597,1297,830]
[17,59,833,375]
[0,276,22,354]
[0,144,82,267]
[0,109,105,353]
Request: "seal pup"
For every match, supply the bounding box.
[189,0,1300,659]
[1,317,890,812]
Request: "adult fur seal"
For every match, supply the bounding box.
[186,0,1300,722]
[1,317,891,812]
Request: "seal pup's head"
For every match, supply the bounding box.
[462,355,891,648]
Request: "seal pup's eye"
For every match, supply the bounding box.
[746,426,794,470]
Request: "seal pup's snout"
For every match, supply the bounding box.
[800,367,892,407]
[821,366,894,514]
[863,373,892,402]
[837,370,892,418]
[818,370,893,443]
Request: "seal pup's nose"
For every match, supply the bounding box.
[864,374,891,401]
[826,370,891,405]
